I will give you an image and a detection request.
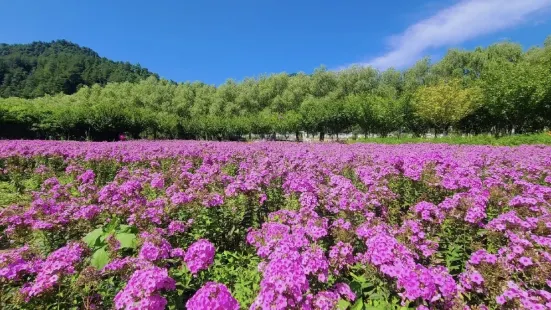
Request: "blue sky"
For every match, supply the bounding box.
[1,0,551,84]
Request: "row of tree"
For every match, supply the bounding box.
[1,36,551,141]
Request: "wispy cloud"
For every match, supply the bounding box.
[357,0,551,70]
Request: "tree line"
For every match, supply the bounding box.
[1,36,551,141]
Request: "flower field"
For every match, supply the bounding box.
[1,140,551,310]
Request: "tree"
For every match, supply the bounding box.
[275,73,310,113]
[323,94,357,140]
[299,96,327,140]
[413,79,482,135]
[482,58,547,135]
[336,66,379,96]
[348,93,403,138]
[279,110,302,141]
[310,66,337,98]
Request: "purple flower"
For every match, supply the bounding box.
[312,291,339,310]
[150,174,165,189]
[301,246,329,282]
[0,246,40,281]
[329,242,354,273]
[251,258,309,310]
[204,193,224,207]
[184,239,215,275]
[186,282,239,310]
[21,243,85,299]
[114,266,175,310]
[73,205,102,221]
[413,201,443,223]
[518,256,533,267]
[333,283,356,301]
[170,192,193,205]
[138,240,171,262]
[167,221,186,235]
[77,170,95,184]
[102,257,136,273]
[470,271,484,285]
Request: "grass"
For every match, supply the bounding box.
[349,132,551,146]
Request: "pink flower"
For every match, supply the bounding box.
[150,174,165,189]
[518,256,533,267]
[470,272,484,285]
[114,267,175,310]
[186,282,239,310]
[21,243,85,299]
[184,239,216,275]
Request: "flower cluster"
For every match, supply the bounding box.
[183,239,216,275]
[20,243,86,298]
[0,245,40,281]
[186,282,240,310]
[114,267,176,310]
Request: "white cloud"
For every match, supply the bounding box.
[358,0,551,70]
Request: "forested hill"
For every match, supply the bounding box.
[0,40,158,98]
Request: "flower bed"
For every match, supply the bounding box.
[1,141,550,309]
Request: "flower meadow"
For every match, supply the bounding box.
[1,141,551,310]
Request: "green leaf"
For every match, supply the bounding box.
[105,217,120,233]
[337,299,351,310]
[83,228,104,247]
[365,303,389,310]
[118,224,134,233]
[350,272,366,283]
[90,247,110,269]
[115,233,137,249]
[350,299,364,310]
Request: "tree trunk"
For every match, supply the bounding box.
[319,131,325,141]
[295,131,300,142]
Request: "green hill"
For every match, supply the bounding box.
[0,40,158,98]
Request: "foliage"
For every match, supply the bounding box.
[413,79,482,134]
[82,219,138,269]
